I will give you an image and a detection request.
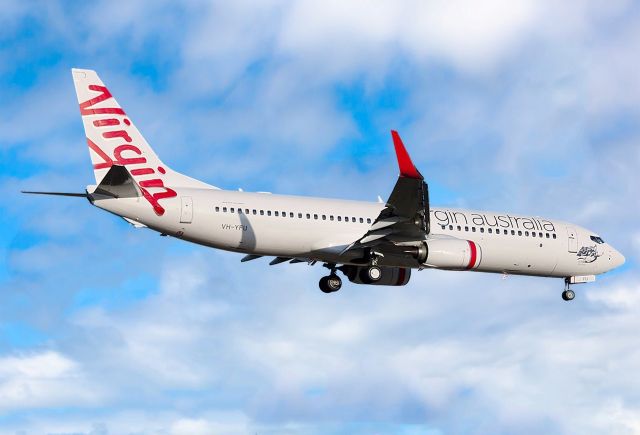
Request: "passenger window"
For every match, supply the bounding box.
[472,227,476,232]
[480,228,484,233]
[449,225,453,230]
[352,217,356,222]
[269,211,273,216]
[367,218,372,224]
[230,207,235,213]
[488,228,492,234]
[298,213,302,218]
[518,230,522,236]
[314,214,318,220]
[330,216,334,221]
[338,216,342,222]
[545,233,549,238]
[245,209,249,214]
[465,226,469,232]
[553,234,557,239]
[290,212,294,218]
[532,232,536,237]
[322,215,326,220]
[306,213,310,219]
[359,218,364,223]
[215,206,220,212]
[260,210,264,215]
[274,211,279,216]
[253,209,257,215]
[457,225,461,231]
[525,231,529,236]
[223,207,228,212]
[511,230,515,235]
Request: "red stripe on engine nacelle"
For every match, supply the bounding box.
[467,241,477,269]
[397,267,406,285]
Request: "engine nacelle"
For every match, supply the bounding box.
[417,238,482,270]
[342,266,411,286]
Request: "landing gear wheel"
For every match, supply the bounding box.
[562,289,575,301]
[319,274,342,293]
[359,266,382,284]
[368,266,382,281]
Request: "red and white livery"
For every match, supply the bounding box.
[24,69,626,301]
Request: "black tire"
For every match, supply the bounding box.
[562,290,575,301]
[319,276,332,293]
[367,266,382,282]
[359,266,382,284]
[319,276,341,293]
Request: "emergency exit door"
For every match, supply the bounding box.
[180,196,193,223]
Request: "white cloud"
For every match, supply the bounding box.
[0,351,102,411]
[2,1,640,434]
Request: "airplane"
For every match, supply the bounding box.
[23,69,625,301]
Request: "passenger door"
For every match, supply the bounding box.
[180,196,193,223]
[567,226,578,253]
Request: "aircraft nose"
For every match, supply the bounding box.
[610,248,625,269]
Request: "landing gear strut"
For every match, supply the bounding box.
[319,264,342,293]
[562,278,575,301]
[358,250,383,284]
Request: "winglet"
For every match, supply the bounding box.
[391,130,423,180]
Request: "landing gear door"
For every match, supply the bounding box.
[567,226,577,253]
[180,196,193,223]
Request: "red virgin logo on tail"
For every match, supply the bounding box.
[80,85,177,216]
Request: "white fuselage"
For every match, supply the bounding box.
[91,186,625,279]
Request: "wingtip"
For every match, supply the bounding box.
[391,130,422,180]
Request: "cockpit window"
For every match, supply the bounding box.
[590,235,605,244]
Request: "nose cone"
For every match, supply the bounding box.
[611,248,626,269]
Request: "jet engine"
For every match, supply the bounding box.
[341,265,411,286]
[409,238,481,270]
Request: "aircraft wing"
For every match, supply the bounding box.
[343,131,430,253]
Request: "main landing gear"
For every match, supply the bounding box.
[319,263,342,293]
[562,278,576,301]
[360,265,382,284]
[319,274,342,293]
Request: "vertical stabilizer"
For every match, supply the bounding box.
[71,69,215,192]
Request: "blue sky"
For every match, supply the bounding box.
[1,1,639,434]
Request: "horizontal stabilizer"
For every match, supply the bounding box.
[94,165,139,198]
[22,191,88,197]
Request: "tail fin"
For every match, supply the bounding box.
[71,69,215,190]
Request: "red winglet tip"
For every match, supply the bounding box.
[391,130,422,179]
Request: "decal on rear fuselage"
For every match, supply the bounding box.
[222,224,248,231]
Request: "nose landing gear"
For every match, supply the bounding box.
[562,278,576,301]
